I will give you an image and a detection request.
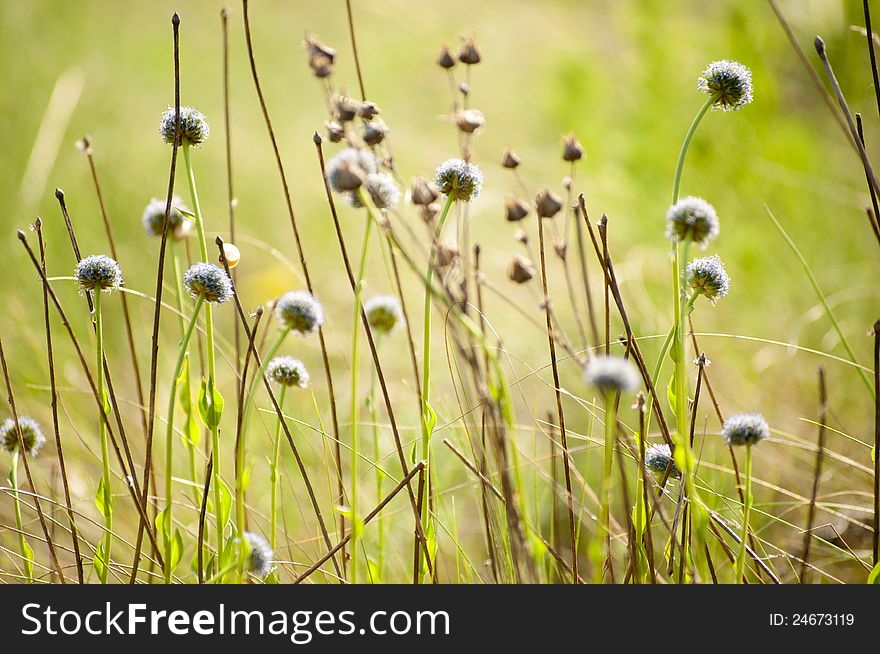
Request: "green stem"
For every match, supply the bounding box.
[182,144,208,262]
[416,193,455,580]
[599,393,617,582]
[270,384,288,551]
[734,444,753,582]
[163,295,205,583]
[350,213,375,584]
[10,448,32,583]
[94,290,112,584]
[369,365,384,582]
[672,95,715,205]
[170,241,199,505]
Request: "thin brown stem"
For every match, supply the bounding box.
[800,367,827,583]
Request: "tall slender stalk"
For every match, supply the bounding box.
[269,384,288,551]
[163,296,205,583]
[734,444,753,582]
[94,290,113,584]
[598,394,617,582]
[349,215,375,584]
[9,448,32,583]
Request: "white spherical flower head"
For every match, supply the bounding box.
[365,173,400,209]
[274,291,324,335]
[722,412,769,447]
[698,60,753,111]
[665,196,719,248]
[644,443,681,479]
[687,254,730,304]
[364,295,404,335]
[266,356,310,389]
[183,262,234,305]
[434,158,483,202]
[243,531,274,579]
[584,355,640,394]
[76,255,123,292]
[160,106,210,146]
[142,196,192,240]
[0,416,46,458]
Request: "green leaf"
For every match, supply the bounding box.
[181,410,199,449]
[154,506,171,542]
[366,557,381,584]
[198,378,225,430]
[175,205,196,219]
[335,505,365,539]
[669,334,680,363]
[218,536,237,573]
[869,561,880,584]
[93,541,108,580]
[666,376,677,415]
[423,401,438,440]
[95,478,112,518]
[241,464,251,493]
[265,570,281,585]
[169,529,184,572]
[22,539,34,580]
[217,479,232,533]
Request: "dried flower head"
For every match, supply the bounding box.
[142,197,192,240]
[160,106,210,146]
[325,121,344,143]
[305,35,335,78]
[335,95,359,122]
[434,158,483,202]
[76,255,123,293]
[687,254,730,304]
[455,109,485,134]
[0,416,46,457]
[243,532,274,579]
[411,177,439,206]
[722,412,769,447]
[326,147,377,193]
[266,356,309,389]
[365,173,400,209]
[505,196,530,222]
[665,196,719,248]
[183,262,234,305]
[359,102,380,120]
[436,45,456,69]
[363,120,388,146]
[507,254,535,284]
[562,134,585,162]
[698,60,753,111]
[365,295,404,335]
[535,188,564,218]
[501,148,521,169]
[584,355,640,394]
[458,37,481,65]
[435,242,459,268]
[274,291,324,335]
[645,443,681,479]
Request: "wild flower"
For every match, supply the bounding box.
[159,106,210,146]
[645,443,681,479]
[274,291,324,335]
[687,254,730,304]
[326,147,378,193]
[182,262,234,305]
[584,355,640,394]
[244,532,274,579]
[665,196,719,248]
[365,295,404,335]
[722,413,769,447]
[142,197,191,240]
[0,416,45,458]
[434,158,482,201]
[267,356,309,388]
[365,173,400,209]
[75,255,122,292]
[698,60,753,111]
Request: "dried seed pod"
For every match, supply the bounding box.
[458,37,481,65]
[535,188,564,218]
[363,120,388,145]
[328,160,366,192]
[508,254,535,284]
[411,177,439,206]
[514,228,528,245]
[325,121,344,143]
[420,203,440,223]
[359,101,380,120]
[304,35,336,78]
[436,242,460,268]
[562,134,584,162]
[459,81,470,97]
[553,241,567,260]
[309,54,333,79]
[455,109,485,134]
[501,147,521,169]
[562,176,573,192]
[335,95,359,122]
[437,44,456,69]
[505,195,529,222]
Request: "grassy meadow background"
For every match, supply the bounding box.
[0,0,877,582]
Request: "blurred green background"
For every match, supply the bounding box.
[1,0,878,581]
